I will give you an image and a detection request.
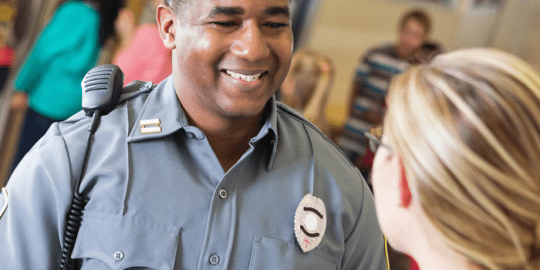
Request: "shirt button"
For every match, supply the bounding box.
[219,189,228,199]
[209,254,220,265]
[187,132,195,139]
[114,251,124,261]
[139,83,151,90]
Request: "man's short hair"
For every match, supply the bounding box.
[163,0,189,14]
[399,9,431,35]
[163,0,292,15]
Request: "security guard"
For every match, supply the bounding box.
[0,0,388,269]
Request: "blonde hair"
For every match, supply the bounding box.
[281,48,334,136]
[385,48,540,270]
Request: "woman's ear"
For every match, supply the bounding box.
[157,5,176,50]
[399,157,412,208]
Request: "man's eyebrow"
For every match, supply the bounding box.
[206,6,290,18]
[208,7,244,17]
[265,6,290,17]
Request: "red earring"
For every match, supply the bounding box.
[399,159,412,207]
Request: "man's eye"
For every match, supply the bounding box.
[213,21,238,27]
[266,22,289,28]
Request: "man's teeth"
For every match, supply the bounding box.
[225,70,263,82]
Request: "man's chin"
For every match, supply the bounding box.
[219,105,267,121]
[218,95,273,118]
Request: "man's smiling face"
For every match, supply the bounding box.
[169,0,293,120]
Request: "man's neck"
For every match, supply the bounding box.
[184,105,268,172]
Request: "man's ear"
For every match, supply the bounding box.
[157,5,176,50]
[398,157,412,208]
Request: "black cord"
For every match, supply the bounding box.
[59,111,101,270]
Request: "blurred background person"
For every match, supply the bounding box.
[408,41,444,65]
[112,0,171,86]
[0,0,15,93]
[10,0,124,170]
[280,48,335,137]
[370,48,540,270]
[334,9,432,183]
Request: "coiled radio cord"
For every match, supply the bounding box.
[59,111,101,270]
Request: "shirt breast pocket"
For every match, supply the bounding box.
[72,214,181,270]
[249,235,339,270]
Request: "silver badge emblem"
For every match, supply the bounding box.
[294,194,326,252]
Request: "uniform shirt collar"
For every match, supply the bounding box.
[128,76,189,142]
[250,96,278,171]
[128,76,279,171]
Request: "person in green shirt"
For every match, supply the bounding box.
[11,0,124,171]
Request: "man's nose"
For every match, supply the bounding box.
[230,22,270,62]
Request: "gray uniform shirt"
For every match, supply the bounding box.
[0,77,388,269]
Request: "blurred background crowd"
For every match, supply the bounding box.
[1,0,540,269]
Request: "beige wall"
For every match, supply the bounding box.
[521,7,540,73]
[308,0,540,127]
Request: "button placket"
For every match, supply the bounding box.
[198,159,240,269]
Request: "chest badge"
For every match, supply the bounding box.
[294,194,326,253]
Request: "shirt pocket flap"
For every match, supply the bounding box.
[249,235,339,269]
[72,214,181,270]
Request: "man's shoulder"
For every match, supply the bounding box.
[44,80,156,178]
[275,102,356,169]
[60,80,155,135]
[275,102,369,215]
[275,101,331,142]
[118,80,155,104]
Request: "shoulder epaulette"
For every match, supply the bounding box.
[118,81,155,104]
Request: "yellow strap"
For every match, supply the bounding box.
[384,235,390,270]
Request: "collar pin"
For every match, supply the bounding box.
[140,119,162,134]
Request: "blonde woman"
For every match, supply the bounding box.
[368,48,540,270]
[280,48,334,137]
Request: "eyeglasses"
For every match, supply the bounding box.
[364,126,393,154]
